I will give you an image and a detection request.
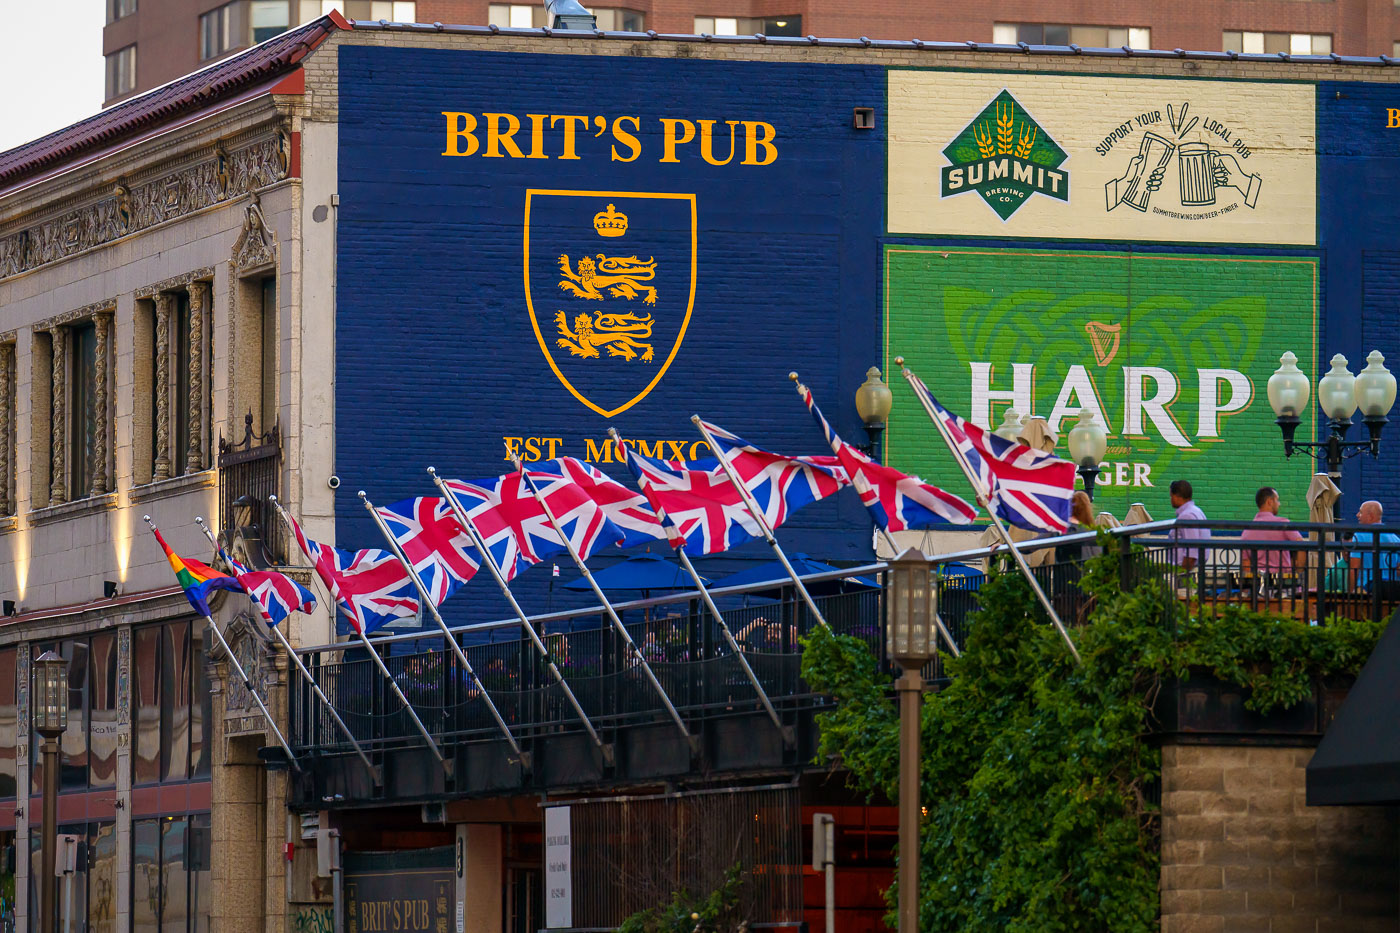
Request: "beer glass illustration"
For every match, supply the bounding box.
[1121,132,1175,212]
[1178,142,1218,206]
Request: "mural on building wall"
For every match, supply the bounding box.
[889,71,1317,245]
[336,46,887,617]
[884,248,1318,519]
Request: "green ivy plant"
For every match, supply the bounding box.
[801,544,1385,933]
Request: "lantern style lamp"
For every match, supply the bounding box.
[32,650,67,933]
[1355,350,1398,454]
[993,409,1023,441]
[1067,409,1109,500]
[885,549,935,933]
[854,367,894,458]
[1268,349,1398,521]
[1267,351,1311,453]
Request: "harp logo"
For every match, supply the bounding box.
[940,90,1069,220]
[1085,321,1122,366]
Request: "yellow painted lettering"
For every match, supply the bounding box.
[442,112,480,157]
[1389,108,1400,128]
[698,119,739,166]
[660,118,696,163]
[688,440,711,459]
[662,439,686,460]
[503,436,524,461]
[550,115,589,159]
[634,439,665,458]
[741,121,778,165]
[483,112,526,158]
[545,437,564,459]
[585,437,619,462]
[524,437,543,460]
[526,113,549,158]
[610,115,641,162]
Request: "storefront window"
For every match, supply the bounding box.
[90,822,118,933]
[161,818,188,933]
[61,640,89,790]
[132,819,160,933]
[0,649,16,797]
[190,628,210,779]
[162,624,190,782]
[131,816,208,933]
[133,627,162,785]
[90,634,118,789]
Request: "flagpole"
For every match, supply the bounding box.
[894,359,1082,665]
[141,516,300,771]
[359,492,527,766]
[607,429,790,742]
[789,374,961,659]
[427,468,610,760]
[508,453,692,744]
[689,416,831,631]
[194,518,379,781]
[267,495,448,765]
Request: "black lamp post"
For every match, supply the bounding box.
[1268,351,1398,521]
[886,550,936,933]
[32,650,67,933]
[854,367,893,460]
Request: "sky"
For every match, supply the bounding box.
[0,0,105,153]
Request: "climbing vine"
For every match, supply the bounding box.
[801,544,1384,933]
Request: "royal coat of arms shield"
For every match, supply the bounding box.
[524,190,697,418]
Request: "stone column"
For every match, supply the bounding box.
[153,293,172,481]
[187,281,207,473]
[15,644,30,933]
[91,309,112,496]
[0,342,13,515]
[48,325,67,505]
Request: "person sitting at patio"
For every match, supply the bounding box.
[1057,491,1102,563]
[1348,500,1400,598]
[1241,487,1305,585]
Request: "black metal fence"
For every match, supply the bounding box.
[217,413,283,563]
[288,519,1400,759]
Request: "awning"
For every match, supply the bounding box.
[1306,609,1400,805]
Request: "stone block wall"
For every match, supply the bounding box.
[1161,743,1398,932]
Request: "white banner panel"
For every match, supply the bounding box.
[544,806,573,929]
[888,71,1316,245]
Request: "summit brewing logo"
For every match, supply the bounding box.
[941,90,1069,220]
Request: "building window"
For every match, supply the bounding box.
[994,22,1151,49]
[1224,30,1332,54]
[251,0,290,42]
[131,621,208,787]
[108,0,136,22]
[591,8,644,30]
[693,15,800,36]
[147,281,212,483]
[199,2,238,60]
[131,814,210,933]
[0,341,15,517]
[320,0,416,19]
[488,3,543,27]
[104,45,136,99]
[32,309,113,509]
[260,276,277,433]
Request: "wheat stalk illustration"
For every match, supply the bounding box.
[973,121,996,158]
[996,102,1014,155]
[1014,123,1037,159]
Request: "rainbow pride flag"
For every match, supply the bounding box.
[150,523,242,617]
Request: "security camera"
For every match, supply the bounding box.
[327,475,341,490]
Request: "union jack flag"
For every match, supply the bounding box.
[904,370,1075,533]
[444,466,628,579]
[621,423,843,556]
[284,512,420,635]
[374,496,481,606]
[801,383,977,530]
[526,457,665,549]
[217,546,318,627]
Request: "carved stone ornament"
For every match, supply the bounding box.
[232,192,276,272]
[207,612,276,739]
[0,129,290,283]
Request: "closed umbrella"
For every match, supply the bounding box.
[1307,473,1342,592]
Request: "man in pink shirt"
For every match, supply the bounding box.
[1240,486,1304,577]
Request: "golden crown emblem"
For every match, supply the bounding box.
[593,203,629,238]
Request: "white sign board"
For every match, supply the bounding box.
[544,806,573,929]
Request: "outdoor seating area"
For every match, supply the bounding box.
[289,518,1400,770]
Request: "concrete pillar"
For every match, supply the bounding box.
[455,824,502,933]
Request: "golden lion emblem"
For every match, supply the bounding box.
[558,254,658,305]
[554,311,655,362]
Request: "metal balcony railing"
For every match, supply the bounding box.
[217,413,283,564]
[287,518,1400,762]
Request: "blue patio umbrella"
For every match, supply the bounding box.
[562,552,710,596]
[712,554,879,598]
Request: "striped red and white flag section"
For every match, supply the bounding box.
[901,368,1075,534]
[897,360,1083,664]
